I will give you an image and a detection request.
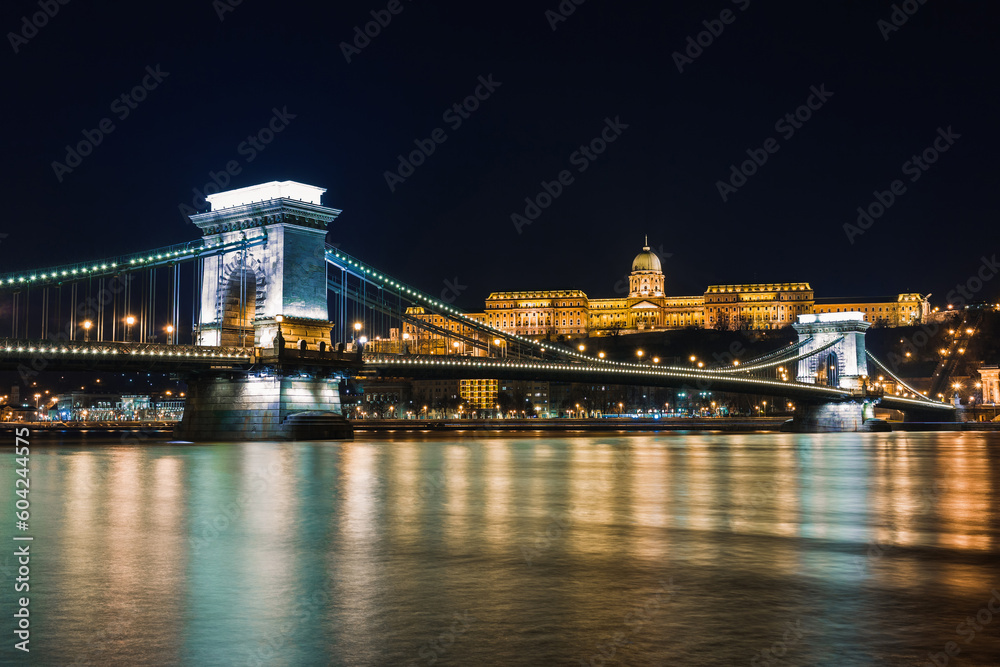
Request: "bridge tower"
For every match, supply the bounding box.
[792,313,870,390]
[787,313,879,432]
[191,181,339,349]
[177,181,352,441]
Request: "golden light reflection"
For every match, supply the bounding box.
[566,442,617,558]
[684,439,716,533]
[443,444,470,542]
[936,436,992,552]
[623,441,671,564]
[629,442,669,530]
[483,442,512,547]
[391,442,421,540]
[771,436,799,539]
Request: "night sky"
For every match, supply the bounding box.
[4,0,999,311]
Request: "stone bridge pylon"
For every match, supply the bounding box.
[786,313,881,432]
[176,181,353,441]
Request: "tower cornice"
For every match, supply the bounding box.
[190,198,342,236]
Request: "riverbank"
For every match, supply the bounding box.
[4,417,998,439]
[352,417,786,434]
[352,417,1000,435]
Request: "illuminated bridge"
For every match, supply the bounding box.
[0,181,953,438]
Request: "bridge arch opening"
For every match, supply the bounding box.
[220,269,257,347]
[815,352,840,387]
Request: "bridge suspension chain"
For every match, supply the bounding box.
[326,245,588,361]
[865,350,944,405]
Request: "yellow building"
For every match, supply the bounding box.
[813,293,930,326]
[483,290,588,337]
[402,241,930,348]
[460,379,499,411]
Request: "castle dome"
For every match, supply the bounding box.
[632,238,661,272]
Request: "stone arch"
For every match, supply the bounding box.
[816,352,841,387]
[216,251,268,346]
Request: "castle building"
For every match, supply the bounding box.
[402,241,930,349]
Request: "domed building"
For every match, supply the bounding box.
[628,238,665,298]
[586,239,703,332]
[401,239,931,349]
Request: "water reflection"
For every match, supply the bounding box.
[5,432,1000,666]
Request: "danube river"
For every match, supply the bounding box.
[3,432,1000,666]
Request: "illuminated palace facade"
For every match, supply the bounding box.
[402,242,930,348]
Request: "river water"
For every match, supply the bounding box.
[2,432,1000,666]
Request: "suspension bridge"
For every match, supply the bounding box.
[0,181,953,439]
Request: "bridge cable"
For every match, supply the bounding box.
[865,350,943,405]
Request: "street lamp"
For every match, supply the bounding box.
[578,344,586,353]
[165,324,174,345]
[598,351,606,359]
[125,315,136,342]
[82,320,93,342]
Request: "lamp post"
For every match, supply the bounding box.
[82,320,92,342]
[165,324,175,345]
[125,315,136,342]
[353,321,362,348]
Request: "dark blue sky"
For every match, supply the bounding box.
[4,0,998,310]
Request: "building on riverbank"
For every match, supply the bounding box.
[403,241,930,348]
